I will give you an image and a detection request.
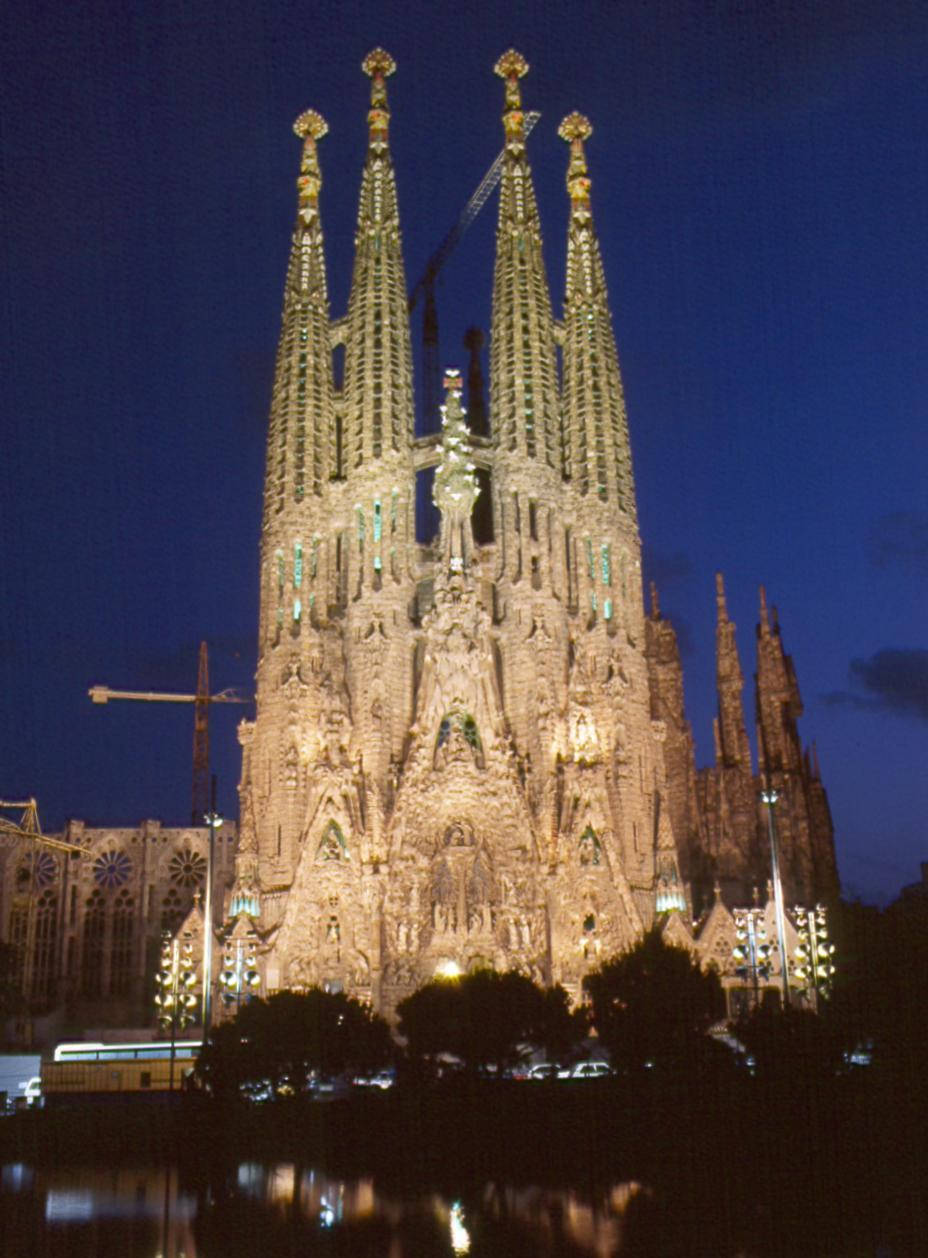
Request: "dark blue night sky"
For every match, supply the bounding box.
[1,0,925,904]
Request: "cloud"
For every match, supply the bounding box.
[823,648,928,721]
[868,512,928,576]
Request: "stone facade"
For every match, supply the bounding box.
[2,50,838,1028]
[224,49,838,1015]
[0,818,236,1031]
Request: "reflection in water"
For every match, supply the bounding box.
[1,1159,647,1256]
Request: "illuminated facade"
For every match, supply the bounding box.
[1,51,837,1031]
[225,49,838,1013]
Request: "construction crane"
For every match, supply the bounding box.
[408,110,541,432]
[0,798,87,856]
[89,642,250,824]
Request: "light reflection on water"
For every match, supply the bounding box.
[1,1159,647,1256]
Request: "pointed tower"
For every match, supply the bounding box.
[486,51,572,809]
[339,50,418,799]
[692,574,763,903]
[754,589,837,902]
[342,49,415,474]
[645,581,702,897]
[259,110,335,647]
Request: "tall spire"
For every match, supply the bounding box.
[489,51,560,472]
[342,49,414,470]
[559,113,635,513]
[713,572,752,770]
[263,109,334,522]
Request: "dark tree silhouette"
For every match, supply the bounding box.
[397,969,585,1075]
[195,988,393,1099]
[583,930,724,1072]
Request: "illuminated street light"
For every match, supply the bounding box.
[202,786,223,1033]
[732,907,772,1011]
[760,785,791,1008]
[792,904,836,1005]
[154,933,197,1091]
[219,936,261,1014]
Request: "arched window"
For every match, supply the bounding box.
[161,888,184,935]
[110,889,135,996]
[578,826,602,867]
[7,904,27,992]
[32,889,58,1003]
[81,889,106,998]
[317,821,348,862]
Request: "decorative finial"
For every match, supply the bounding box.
[559,113,593,210]
[443,367,463,396]
[293,109,328,141]
[292,110,327,220]
[362,48,396,143]
[494,50,529,146]
[758,584,769,631]
[715,571,728,618]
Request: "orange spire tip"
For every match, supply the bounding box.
[494,49,529,81]
[362,48,396,79]
[443,367,463,394]
[293,109,328,141]
[560,113,592,206]
[558,112,592,144]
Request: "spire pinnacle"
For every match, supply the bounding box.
[715,571,728,620]
[362,48,395,145]
[758,585,770,633]
[494,49,529,146]
[293,110,327,223]
[558,112,593,213]
[649,580,661,619]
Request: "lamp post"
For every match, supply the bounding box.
[792,904,836,1006]
[733,907,772,1012]
[219,936,261,1015]
[760,786,791,1008]
[202,780,223,1034]
[154,934,197,1092]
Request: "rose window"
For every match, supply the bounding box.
[17,851,57,890]
[169,848,206,888]
[93,849,132,889]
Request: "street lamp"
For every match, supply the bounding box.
[792,904,836,1005]
[219,937,261,1014]
[154,933,197,1091]
[202,788,223,1033]
[760,786,791,1008]
[732,907,772,1012]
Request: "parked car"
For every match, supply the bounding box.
[561,1060,612,1080]
[525,1062,561,1081]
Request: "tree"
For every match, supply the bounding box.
[397,969,584,1076]
[195,988,394,1099]
[583,930,724,1072]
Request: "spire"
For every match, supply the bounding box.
[755,591,804,774]
[559,112,635,513]
[263,109,334,520]
[713,573,752,770]
[489,51,561,472]
[343,50,414,469]
[649,580,661,619]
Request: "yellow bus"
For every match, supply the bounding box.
[41,1040,202,1101]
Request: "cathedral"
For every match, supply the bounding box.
[224,48,838,1013]
[1,49,838,1033]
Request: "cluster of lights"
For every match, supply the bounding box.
[154,936,197,1032]
[220,939,261,1007]
[732,908,773,986]
[792,904,836,999]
